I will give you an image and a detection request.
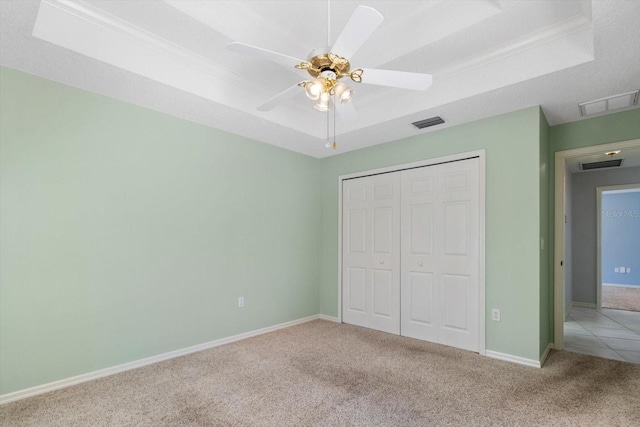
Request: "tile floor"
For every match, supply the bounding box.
[564,306,640,364]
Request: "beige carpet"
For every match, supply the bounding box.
[603,285,640,312]
[2,320,640,426]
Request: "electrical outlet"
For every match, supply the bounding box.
[492,309,501,321]
[615,267,619,273]
[238,297,244,308]
[627,268,631,274]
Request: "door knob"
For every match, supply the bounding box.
[418,261,423,267]
[379,260,384,264]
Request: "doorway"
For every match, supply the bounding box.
[598,184,640,312]
[554,138,640,363]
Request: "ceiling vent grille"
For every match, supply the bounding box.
[412,116,445,129]
[580,159,623,170]
[579,90,639,117]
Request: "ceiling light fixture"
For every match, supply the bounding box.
[605,150,621,157]
[227,1,433,151]
[297,57,357,114]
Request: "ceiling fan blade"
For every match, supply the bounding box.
[336,100,358,123]
[358,68,433,91]
[227,42,304,69]
[257,83,302,111]
[331,6,383,59]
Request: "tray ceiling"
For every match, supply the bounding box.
[1,1,639,158]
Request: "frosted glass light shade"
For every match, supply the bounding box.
[304,79,324,100]
[334,82,353,104]
[314,92,330,111]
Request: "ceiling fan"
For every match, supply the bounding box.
[226,5,433,123]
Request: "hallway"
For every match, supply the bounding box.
[564,306,640,364]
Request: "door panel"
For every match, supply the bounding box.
[373,207,393,254]
[409,272,434,324]
[401,158,480,351]
[400,165,440,342]
[442,274,469,330]
[347,267,366,312]
[444,201,469,255]
[349,186,367,202]
[374,182,394,200]
[410,204,434,254]
[372,269,393,316]
[342,173,400,335]
[348,209,367,253]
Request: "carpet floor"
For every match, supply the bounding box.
[602,285,640,312]
[2,320,640,426]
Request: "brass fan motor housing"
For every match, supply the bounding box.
[306,53,351,79]
[295,52,363,83]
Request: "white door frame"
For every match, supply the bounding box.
[596,183,640,309]
[337,150,486,355]
[553,138,640,350]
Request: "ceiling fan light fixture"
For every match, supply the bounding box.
[314,92,331,111]
[304,79,324,100]
[314,101,330,112]
[228,4,433,150]
[334,82,353,104]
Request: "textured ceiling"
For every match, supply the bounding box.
[1,0,639,158]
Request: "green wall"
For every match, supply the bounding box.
[4,63,636,396]
[550,109,640,152]
[0,67,321,394]
[319,107,546,361]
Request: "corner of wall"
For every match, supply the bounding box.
[538,107,553,356]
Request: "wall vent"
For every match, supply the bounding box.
[580,159,623,170]
[412,116,445,129]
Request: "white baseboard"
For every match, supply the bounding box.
[0,314,324,405]
[572,301,597,308]
[485,350,543,368]
[318,314,340,322]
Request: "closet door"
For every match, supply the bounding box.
[401,158,480,352]
[342,173,401,335]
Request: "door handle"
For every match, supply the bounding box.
[379,260,384,264]
[418,261,423,267]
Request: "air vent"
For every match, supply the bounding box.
[579,90,639,117]
[412,116,445,129]
[580,159,623,170]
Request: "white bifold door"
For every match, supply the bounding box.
[400,159,480,352]
[342,157,480,352]
[342,172,401,335]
